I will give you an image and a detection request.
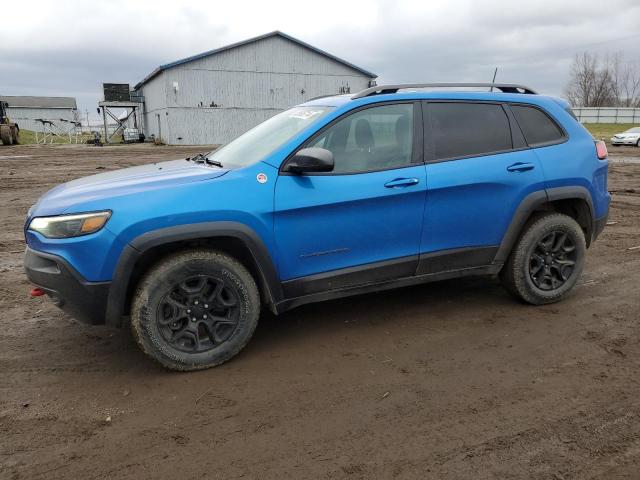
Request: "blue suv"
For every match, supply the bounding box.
[24,83,610,370]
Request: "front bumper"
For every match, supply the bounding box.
[24,247,110,325]
[610,137,639,145]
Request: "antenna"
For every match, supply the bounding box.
[490,68,498,92]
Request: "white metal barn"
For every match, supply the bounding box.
[134,31,377,145]
[0,96,78,132]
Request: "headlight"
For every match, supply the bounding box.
[28,211,111,238]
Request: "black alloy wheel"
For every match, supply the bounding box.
[528,231,577,291]
[158,275,240,353]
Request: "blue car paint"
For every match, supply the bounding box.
[274,164,427,280]
[25,91,609,287]
[421,148,546,253]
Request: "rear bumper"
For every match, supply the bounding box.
[24,247,110,325]
[592,210,609,244]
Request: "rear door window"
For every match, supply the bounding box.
[428,102,512,160]
[511,105,565,146]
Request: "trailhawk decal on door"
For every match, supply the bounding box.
[299,247,350,259]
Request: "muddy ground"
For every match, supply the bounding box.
[1,143,639,479]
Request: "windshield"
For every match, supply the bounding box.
[625,127,640,133]
[208,106,333,168]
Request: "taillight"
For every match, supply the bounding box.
[595,140,608,160]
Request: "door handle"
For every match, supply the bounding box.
[507,162,535,172]
[384,177,419,188]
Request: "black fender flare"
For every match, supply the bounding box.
[104,222,282,326]
[493,186,595,264]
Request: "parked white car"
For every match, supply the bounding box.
[611,127,640,146]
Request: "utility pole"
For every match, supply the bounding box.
[85,109,90,133]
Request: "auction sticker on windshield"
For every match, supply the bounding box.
[287,109,326,120]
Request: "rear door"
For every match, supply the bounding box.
[419,101,546,273]
[274,102,426,291]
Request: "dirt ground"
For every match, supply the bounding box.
[1,143,639,480]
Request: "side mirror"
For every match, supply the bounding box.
[285,148,334,174]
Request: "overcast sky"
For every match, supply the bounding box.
[3,0,640,123]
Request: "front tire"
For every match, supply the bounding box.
[131,249,260,371]
[500,213,586,305]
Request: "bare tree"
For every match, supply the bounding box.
[566,52,640,107]
[565,52,616,107]
[611,53,640,107]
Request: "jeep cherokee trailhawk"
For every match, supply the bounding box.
[24,83,610,370]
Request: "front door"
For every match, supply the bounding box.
[274,102,426,294]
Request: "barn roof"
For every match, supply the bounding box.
[134,31,377,90]
[0,96,77,109]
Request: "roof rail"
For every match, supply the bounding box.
[351,83,538,99]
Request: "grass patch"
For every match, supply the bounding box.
[16,129,93,145]
[583,123,637,140]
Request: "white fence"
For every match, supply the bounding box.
[573,107,640,124]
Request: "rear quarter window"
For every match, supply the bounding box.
[511,105,565,146]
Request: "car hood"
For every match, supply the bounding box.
[30,159,230,217]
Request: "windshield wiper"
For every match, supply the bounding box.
[186,153,223,168]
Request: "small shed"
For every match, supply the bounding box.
[0,96,78,132]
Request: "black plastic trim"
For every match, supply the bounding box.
[546,186,594,215]
[278,246,503,313]
[417,246,499,275]
[493,186,597,263]
[276,264,502,313]
[503,105,528,149]
[547,185,595,241]
[281,255,418,298]
[105,222,282,327]
[24,247,110,325]
[494,190,548,263]
[592,213,608,243]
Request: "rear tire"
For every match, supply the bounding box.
[500,213,586,305]
[130,249,260,371]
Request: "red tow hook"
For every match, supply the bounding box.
[30,287,46,297]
